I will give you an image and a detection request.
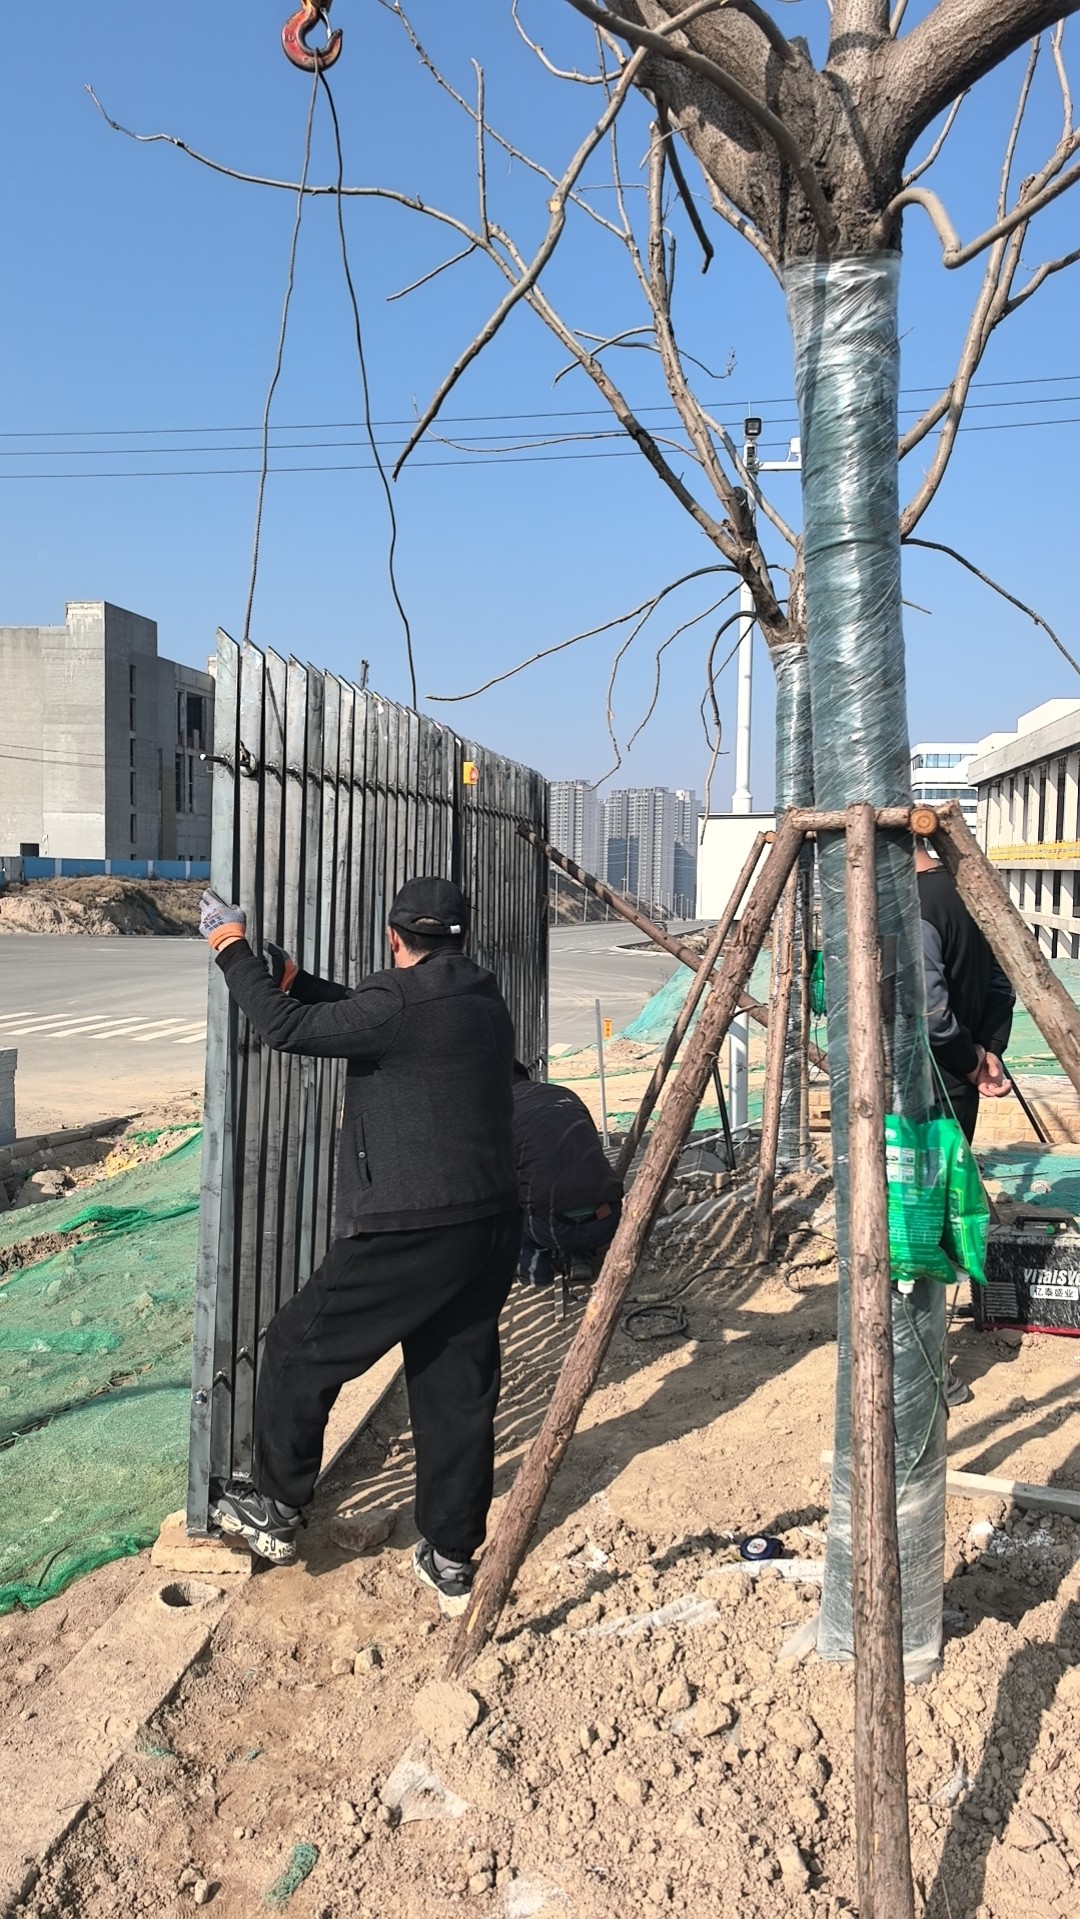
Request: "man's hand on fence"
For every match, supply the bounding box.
[266,941,299,993]
[200,890,248,953]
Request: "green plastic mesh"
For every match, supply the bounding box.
[0,1135,200,1614]
[554,953,773,1135]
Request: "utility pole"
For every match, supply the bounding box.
[727,418,802,1138]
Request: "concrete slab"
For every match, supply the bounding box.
[150,1511,253,1581]
[0,1572,228,1914]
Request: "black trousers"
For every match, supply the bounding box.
[947,1082,979,1145]
[252,1208,520,1561]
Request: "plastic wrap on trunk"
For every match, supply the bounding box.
[785,254,946,1677]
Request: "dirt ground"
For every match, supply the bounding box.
[0,879,202,938]
[3,1170,1080,1919]
[0,1098,204,1212]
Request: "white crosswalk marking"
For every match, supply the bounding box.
[0,1009,206,1045]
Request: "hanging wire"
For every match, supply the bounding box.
[242,64,321,645]
[319,69,418,710]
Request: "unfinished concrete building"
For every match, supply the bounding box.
[0,601,214,861]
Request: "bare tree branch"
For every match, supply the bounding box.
[1004,240,1080,313]
[512,0,616,80]
[887,0,1080,155]
[627,585,739,746]
[387,246,478,302]
[426,566,734,701]
[903,90,968,185]
[658,104,715,268]
[391,44,649,474]
[901,42,1080,522]
[473,61,490,241]
[880,148,1080,266]
[904,536,1080,677]
[1052,19,1074,134]
[702,176,779,275]
[564,0,838,245]
[830,2,891,55]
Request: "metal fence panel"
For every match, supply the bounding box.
[187,635,548,1527]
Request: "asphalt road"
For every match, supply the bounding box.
[0,936,210,1134]
[546,920,683,1049]
[0,922,687,1134]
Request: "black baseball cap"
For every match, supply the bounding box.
[389,876,470,937]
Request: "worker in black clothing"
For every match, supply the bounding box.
[198,877,519,1615]
[513,1063,624,1286]
[916,842,1015,1142]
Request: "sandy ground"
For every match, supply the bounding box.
[4,1169,1080,1919]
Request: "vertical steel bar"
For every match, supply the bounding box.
[230,641,267,1476]
[188,631,240,1530]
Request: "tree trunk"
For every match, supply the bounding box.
[786,253,946,1677]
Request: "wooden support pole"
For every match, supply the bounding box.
[931,803,1080,1100]
[614,831,767,1180]
[791,805,935,834]
[445,814,808,1677]
[845,803,915,1919]
[517,823,829,1073]
[750,864,799,1263]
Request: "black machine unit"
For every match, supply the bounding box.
[975,1204,1080,1336]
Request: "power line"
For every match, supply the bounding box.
[2,371,1080,441]
[7,388,1080,461]
[5,412,1080,481]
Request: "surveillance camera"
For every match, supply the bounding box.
[744,415,762,440]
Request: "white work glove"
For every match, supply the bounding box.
[199,889,247,953]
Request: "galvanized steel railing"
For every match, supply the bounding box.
[187,632,548,1528]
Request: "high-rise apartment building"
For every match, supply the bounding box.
[549,779,602,874]
[673,789,699,917]
[604,786,681,916]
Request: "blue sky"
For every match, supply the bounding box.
[3,3,1079,808]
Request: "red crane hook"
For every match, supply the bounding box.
[282,0,343,72]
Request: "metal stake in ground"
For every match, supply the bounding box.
[444,812,807,1677]
[845,802,915,1919]
[614,830,767,1181]
[594,999,609,1150]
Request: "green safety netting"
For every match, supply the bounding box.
[602,947,1080,1139]
[588,950,771,1130]
[0,1134,201,1614]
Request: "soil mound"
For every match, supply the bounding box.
[0,878,202,937]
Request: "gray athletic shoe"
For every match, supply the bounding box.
[413,1540,475,1617]
[209,1482,302,1563]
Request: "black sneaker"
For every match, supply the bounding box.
[209,1482,302,1564]
[413,1540,476,1616]
[945,1366,973,1410]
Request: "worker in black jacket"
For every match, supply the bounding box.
[199,877,519,1614]
[916,843,1015,1142]
[512,1063,624,1285]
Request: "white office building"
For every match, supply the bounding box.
[549,779,603,875]
[910,742,978,830]
[968,699,1080,957]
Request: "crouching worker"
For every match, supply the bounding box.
[513,1062,623,1286]
[199,878,520,1615]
